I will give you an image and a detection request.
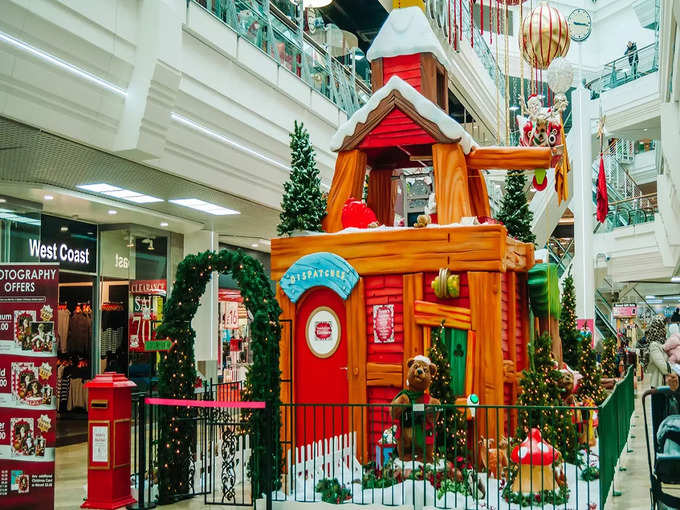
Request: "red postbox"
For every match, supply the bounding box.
[81,372,137,509]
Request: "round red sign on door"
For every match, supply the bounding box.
[306,307,341,358]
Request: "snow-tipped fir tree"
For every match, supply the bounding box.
[277,121,326,236]
[497,170,536,244]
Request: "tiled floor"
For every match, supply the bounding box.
[54,380,673,509]
[606,379,680,510]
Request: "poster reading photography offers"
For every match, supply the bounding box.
[0,264,58,510]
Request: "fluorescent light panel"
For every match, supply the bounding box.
[169,199,239,216]
[77,183,163,204]
[170,113,290,172]
[0,31,126,96]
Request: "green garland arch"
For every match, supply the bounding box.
[154,249,281,503]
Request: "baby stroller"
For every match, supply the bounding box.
[643,386,680,509]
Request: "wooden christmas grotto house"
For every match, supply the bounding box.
[271,3,553,458]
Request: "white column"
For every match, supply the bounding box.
[571,87,595,321]
[183,230,219,381]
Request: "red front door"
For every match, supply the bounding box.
[294,287,348,445]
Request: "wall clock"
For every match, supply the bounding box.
[568,8,592,42]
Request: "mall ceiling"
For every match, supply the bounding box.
[0,117,279,242]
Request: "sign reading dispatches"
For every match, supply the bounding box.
[306,307,341,358]
[280,252,359,303]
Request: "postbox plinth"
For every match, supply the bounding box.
[81,372,136,509]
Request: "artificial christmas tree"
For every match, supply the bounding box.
[576,342,607,405]
[517,332,579,463]
[277,121,327,236]
[559,272,580,369]
[428,324,468,461]
[496,170,536,244]
[601,336,619,378]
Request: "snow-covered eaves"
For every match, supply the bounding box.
[366,6,451,72]
[330,76,477,154]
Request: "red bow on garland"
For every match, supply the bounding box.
[596,154,608,223]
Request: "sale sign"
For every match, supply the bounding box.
[0,263,58,509]
[128,280,166,353]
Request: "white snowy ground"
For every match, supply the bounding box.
[273,461,600,509]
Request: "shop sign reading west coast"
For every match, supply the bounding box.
[32,215,97,273]
[280,252,359,303]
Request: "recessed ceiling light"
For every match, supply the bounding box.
[44,195,54,200]
[77,183,162,204]
[169,199,239,216]
[646,295,656,299]
[60,226,68,232]
[108,209,117,215]
[643,128,648,131]
[160,222,168,227]
[251,243,259,248]
[0,199,7,203]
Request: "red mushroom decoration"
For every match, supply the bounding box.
[510,428,560,494]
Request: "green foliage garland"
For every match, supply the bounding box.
[277,121,327,236]
[428,324,468,460]
[559,272,580,368]
[155,249,281,502]
[316,479,352,504]
[502,484,570,507]
[517,332,579,463]
[496,170,536,245]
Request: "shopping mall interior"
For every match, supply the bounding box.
[0,0,679,509]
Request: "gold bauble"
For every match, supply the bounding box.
[519,2,570,70]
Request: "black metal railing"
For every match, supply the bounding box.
[128,378,636,509]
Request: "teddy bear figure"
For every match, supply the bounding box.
[390,355,440,463]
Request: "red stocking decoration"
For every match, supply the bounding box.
[596,154,608,223]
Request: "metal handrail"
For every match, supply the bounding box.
[586,43,659,98]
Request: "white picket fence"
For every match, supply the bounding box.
[286,431,362,491]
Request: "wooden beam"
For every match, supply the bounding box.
[466,146,552,170]
[414,300,472,330]
[371,58,383,91]
[433,143,472,223]
[271,225,535,279]
[345,278,368,462]
[367,362,402,387]
[403,274,424,387]
[277,285,295,406]
[322,149,367,233]
[468,272,504,443]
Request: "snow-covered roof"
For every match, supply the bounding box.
[366,6,450,71]
[330,76,477,154]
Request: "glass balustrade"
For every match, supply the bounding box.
[194,0,371,114]
[586,43,659,98]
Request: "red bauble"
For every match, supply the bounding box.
[341,198,379,229]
